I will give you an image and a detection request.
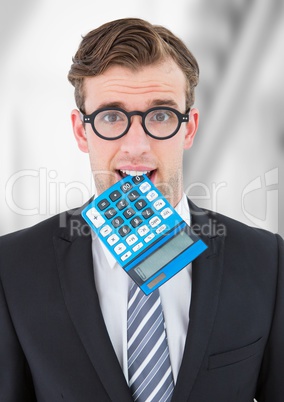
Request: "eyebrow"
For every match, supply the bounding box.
[148,99,179,109]
[96,99,179,110]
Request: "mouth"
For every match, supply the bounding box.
[116,169,156,181]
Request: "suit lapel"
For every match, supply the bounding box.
[172,200,226,402]
[53,209,132,402]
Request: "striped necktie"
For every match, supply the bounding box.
[127,282,174,402]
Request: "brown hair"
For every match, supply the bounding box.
[68,18,199,112]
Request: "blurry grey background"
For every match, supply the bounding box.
[1,0,283,237]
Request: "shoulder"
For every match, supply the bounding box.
[188,198,282,256]
[0,211,68,248]
[0,206,89,269]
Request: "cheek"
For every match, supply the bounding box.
[87,148,116,194]
[159,136,185,161]
[86,138,119,189]
[87,136,112,166]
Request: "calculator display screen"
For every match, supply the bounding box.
[134,231,194,281]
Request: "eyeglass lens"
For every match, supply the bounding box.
[94,109,180,139]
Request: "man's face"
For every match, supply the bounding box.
[72,60,199,207]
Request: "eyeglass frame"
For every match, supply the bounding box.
[80,106,190,141]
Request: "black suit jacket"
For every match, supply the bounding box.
[0,200,283,401]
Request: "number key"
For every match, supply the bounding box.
[130,216,143,228]
[123,208,135,219]
[134,199,147,210]
[116,199,129,210]
[119,225,131,237]
[142,208,154,219]
[111,216,124,228]
[105,208,117,219]
[132,175,145,184]
[121,181,133,193]
[128,190,140,202]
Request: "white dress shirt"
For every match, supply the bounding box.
[91,193,192,383]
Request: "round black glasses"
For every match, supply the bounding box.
[81,106,190,140]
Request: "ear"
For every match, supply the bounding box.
[71,109,89,153]
[184,108,199,150]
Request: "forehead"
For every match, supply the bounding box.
[83,60,187,111]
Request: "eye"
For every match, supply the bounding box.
[100,111,125,123]
[151,111,169,122]
[147,109,176,124]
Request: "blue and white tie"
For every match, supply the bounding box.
[127,282,174,402]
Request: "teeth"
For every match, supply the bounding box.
[120,170,150,177]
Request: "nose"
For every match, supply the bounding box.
[120,116,151,156]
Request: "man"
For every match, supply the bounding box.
[0,17,283,402]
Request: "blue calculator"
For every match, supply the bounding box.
[82,175,207,295]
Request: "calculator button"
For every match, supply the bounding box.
[126,234,138,246]
[139,182,151,193]
[138,225,150,237]
[161,208,173,219]
[142,208,154,219]
[121,251,132,261]
[153,199,166,211]
[86,208,105,228]
[116,199,129,210]
[130,216,143,228]
[112,216,124,228]
[105,208,117,219]
[145,233,155,243]
[156,224,167,234]
[146,190,158,202]
[97,199,110,211]
[109,190,122,202]
[120,181,133,193]
[149,216,161,228]
[100,225,112,237]
[128,190,140,202]
[132,175,145,185]
[114,243,126,255]
[133,242,143,252]
[118,225,131,237]
[123,208,136,219]
[134,199,147,210]
[107,234,119,246]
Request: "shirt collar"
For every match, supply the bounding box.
[175,192,191,227]
[92,193,191,270]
